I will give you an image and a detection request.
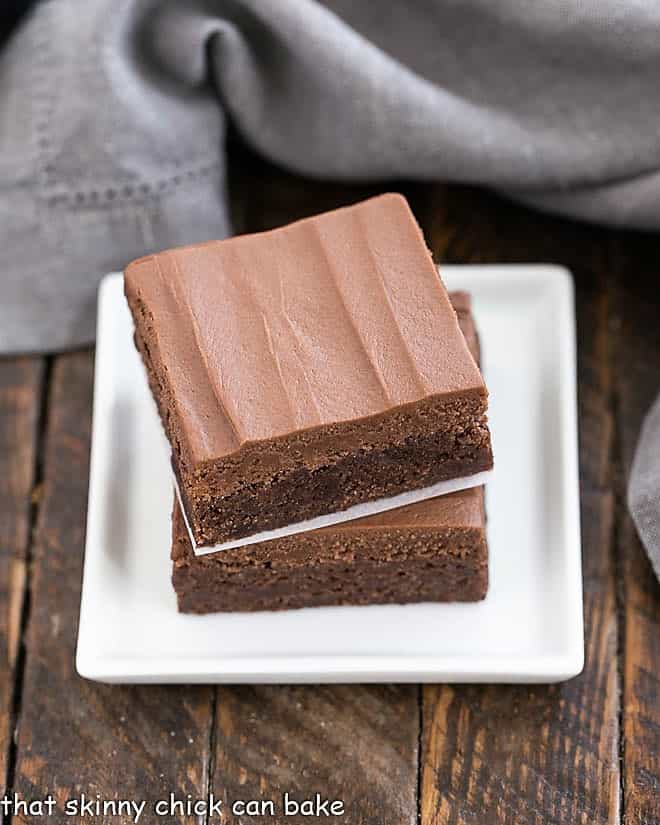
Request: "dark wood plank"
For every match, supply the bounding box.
[12,353,215,824]
[419,188,620,825]
[214,684,419,824]
[226,130,419,234]
[0,358,44,798]
[610,234,660,825]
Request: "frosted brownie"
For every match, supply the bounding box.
[171,292,488,612]
[125,193,493,547]
[172,487,487,612]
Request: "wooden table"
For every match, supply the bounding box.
[1,140,658,824]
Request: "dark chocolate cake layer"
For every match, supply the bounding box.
[126,194,493,546]
[171,292,488,613]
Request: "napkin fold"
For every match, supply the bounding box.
[628,397,660,581]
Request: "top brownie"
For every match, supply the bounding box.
[125,193,493,546]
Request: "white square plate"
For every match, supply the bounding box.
[77,265,583,684]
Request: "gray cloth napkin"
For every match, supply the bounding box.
[2,0,660,576]
[629,398,660,581]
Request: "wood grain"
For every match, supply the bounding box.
[213,684,419,824]
[226,130,417,234]
[610,235,660,825]
[0,358,44,798]
[11,353,215,824]
[420,187,620,825]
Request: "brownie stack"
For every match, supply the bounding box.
[124,194,493,613]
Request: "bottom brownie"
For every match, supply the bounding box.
[171,487,488,612]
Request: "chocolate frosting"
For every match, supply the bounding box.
[125,193,485,463]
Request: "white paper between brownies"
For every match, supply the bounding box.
[175,469,493,557]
